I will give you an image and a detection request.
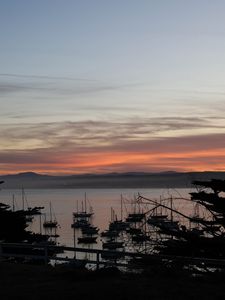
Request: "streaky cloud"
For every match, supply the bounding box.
[0,73,98,82]
[1,117,225,173]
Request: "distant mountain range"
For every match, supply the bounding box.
[1,171,225,189]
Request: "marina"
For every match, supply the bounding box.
[0,188,192,246]
[1,180,225,272]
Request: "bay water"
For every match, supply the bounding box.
[0,188,194,247]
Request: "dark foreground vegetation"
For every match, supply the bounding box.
[0,262,225,300]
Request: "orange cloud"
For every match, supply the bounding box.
[1,120,225,175]
[1,147,225,175]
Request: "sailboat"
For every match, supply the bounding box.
[72,193,99,245]
[43,202,58,228]
[71,193,94,228]
[72,193,93,219]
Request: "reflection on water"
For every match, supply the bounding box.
[0,188,194,247]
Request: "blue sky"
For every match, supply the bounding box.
[1,1,225,174]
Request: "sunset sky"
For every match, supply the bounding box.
[1,0,225,174]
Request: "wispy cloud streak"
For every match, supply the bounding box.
[0,73,98,82]
[0,117,225,174]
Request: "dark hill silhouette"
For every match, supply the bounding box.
[1,171,225,189]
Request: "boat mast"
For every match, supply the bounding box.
[22,187,25,210]
[170,196,173,222]
[12,194,15,212]
[50,202,52,222]
[120,194,123,221]
[40,214,42,234]
[84,192,87,213]
[110,207,113,222]
[160,195,163,215]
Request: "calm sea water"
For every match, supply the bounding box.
[0,188,194,247]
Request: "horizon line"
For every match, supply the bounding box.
[0,170,224,177]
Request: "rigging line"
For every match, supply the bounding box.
[50,203,57,221]
[138,194,222,230]
[25,192,29,209]
[138,194,198,221]
[161,196,193,203]
[13,195,19,211]
[121,195,128,215]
